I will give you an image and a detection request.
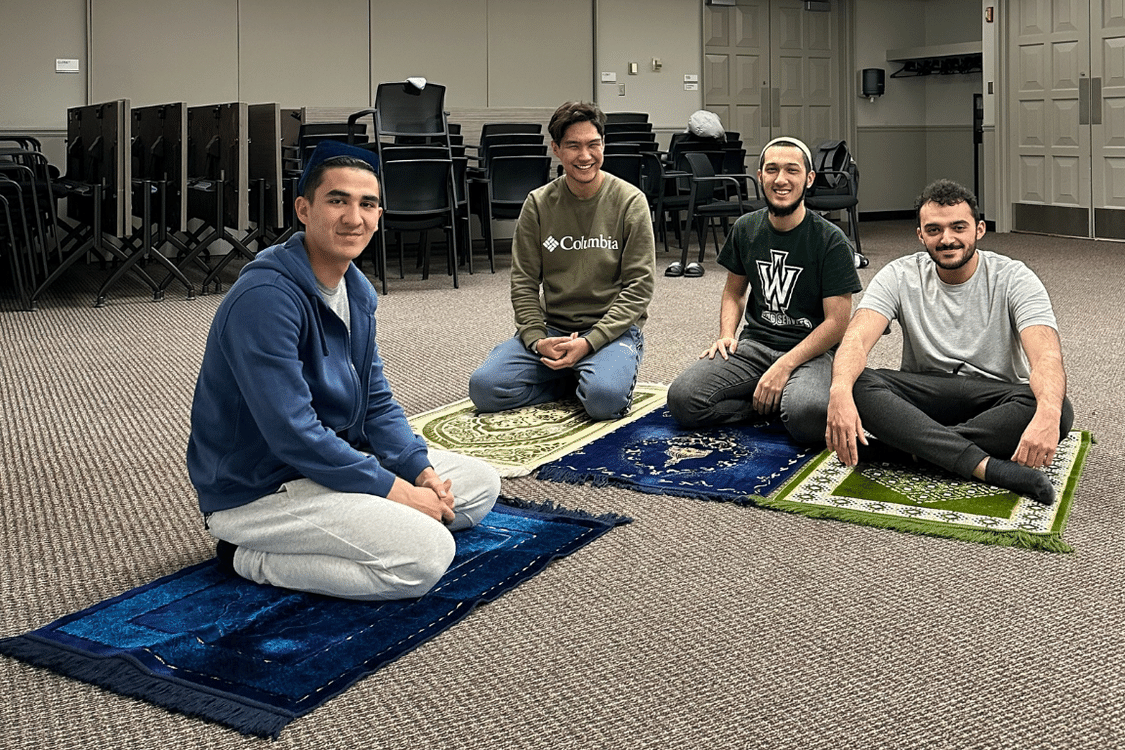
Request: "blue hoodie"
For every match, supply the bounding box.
[186,233,432,514]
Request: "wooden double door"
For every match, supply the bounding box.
[1010,0,1125,239]
[702,0,848,159]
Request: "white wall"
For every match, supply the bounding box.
[595,0,702,133]
[854,0,982,213]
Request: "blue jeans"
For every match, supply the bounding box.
[206,449,500,601]
[469,326,644,420]
[666,338,833,444]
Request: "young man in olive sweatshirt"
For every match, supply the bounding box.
[469,101,656,420]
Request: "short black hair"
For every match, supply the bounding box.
[548,101,606,145]
[914,179,979,226]
[301,155,379,201]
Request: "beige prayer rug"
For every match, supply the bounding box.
[408,384,668,477]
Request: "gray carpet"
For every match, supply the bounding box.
[1,221,1122,749]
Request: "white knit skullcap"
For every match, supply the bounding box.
[760,137,812,169]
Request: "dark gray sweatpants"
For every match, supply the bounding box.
[852,369,1074,478]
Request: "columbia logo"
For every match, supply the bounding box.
[543,236,559,252]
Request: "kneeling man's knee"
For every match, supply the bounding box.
[667,377,703,427]
[385,527,456,598]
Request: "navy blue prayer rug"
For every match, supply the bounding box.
[536,407,815,502]
[0,499,629,739]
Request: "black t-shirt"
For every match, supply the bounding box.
[717,208,862,351]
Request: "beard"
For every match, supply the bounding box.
[766,182,807,217]
[928,241,977,271]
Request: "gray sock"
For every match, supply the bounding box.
[983,459,1055,505]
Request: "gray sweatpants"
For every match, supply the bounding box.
[206,449,500,600]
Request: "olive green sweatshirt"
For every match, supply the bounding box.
[511,172,656,352]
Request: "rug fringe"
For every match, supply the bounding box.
[497,495,632,526]
[0,635,289,738]
[534,466,613,487]
[750,495,1074,553]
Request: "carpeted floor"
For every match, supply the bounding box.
[1,220,1123,749]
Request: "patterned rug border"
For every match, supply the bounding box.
[755,430,1094,553]
[408,384,669,477]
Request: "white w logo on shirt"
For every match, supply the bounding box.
[756,249,803,312]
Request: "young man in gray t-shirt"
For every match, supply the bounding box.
[826,179,1073,504]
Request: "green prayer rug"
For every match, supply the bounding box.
[759,430,1093,553]
[408,384,668,477]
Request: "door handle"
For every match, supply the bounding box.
[1079,77,1102,126]
[1080,77,1090,125]
[1091,77,1102,125]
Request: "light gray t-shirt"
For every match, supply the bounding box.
[317,278,351,333]
[859,250,1057,383]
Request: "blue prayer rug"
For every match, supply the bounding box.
[0,499,629,738]
[536,407,815,501]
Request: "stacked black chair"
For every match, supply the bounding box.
[348,81,460,290]
[378,158,459,293]
[475,155,550,273]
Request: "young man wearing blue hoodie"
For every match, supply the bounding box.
[187,142,500,600]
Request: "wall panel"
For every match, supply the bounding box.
[369,0,489,108]
[241,0,370,108]
[90,0,238,106]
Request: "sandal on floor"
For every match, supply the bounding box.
[664,261,684,277]
[684,262,705,278]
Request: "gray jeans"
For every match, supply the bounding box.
[206,449,500,600]
[666,338,833,444]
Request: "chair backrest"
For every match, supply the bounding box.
[604,130,657,145]
[605,112,649,124]
[379,146,451,162]
[480,133,544,149]
[488,155,550,204]
[810,139,858,196]
[601,153,643,189]
[480,122,542,139]
[380,158,453,215]
[373,81,448,139]
[452,155,468,205]
[639,151,665,202]
[299,123,368,166]
[479,136,546,167]
[604,121,653,134]
[721,147,747,176]
[482,143,548,172]
[683,152,719,203]
[604,142,641,155]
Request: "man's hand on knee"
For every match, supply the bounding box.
[1012,414,1061,468]
[826,393,867,467]
[389,477,455,524]
[701,336,738,360]
[752,360,792,414]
